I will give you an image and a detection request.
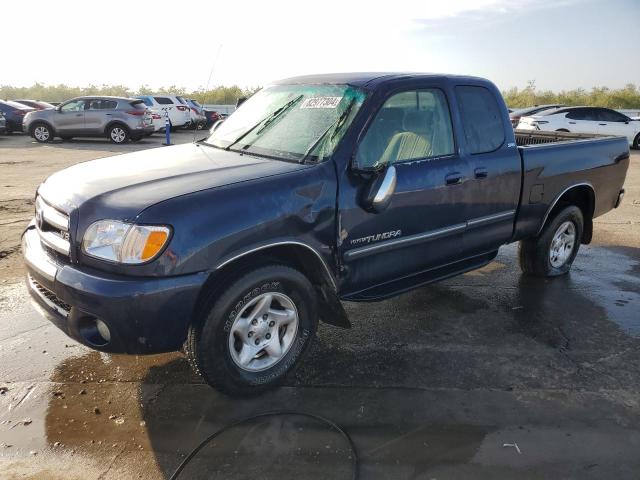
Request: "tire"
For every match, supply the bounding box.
[32,123,53,143]
[186,265,318,396]
[108,124,129,144]
[633,133,640,150]
[519,205,584,277]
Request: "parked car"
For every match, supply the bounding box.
[23,73,629,396]
[517,106,640,148]
[203,109,221,128]
[0,112,6,134]
[509,104,565,128]
[185,99,207,129]
[23,96,154,144]
[135,95,191,130]
[14,99,55,110]
[0,100,35,133]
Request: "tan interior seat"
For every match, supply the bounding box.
[378,111,432,165]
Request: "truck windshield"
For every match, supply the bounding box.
[206,84,367,162]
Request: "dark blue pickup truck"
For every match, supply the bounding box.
[23,73,629,395]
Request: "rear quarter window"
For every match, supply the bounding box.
[455,86,505,154]
[154,97,174,105]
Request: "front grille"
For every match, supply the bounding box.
[28,274,71,317]
[35,196,71,260]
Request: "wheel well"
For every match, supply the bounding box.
[30,120,55,135]
[192,244,337,325]
[104,121,129,134]
[545,185,595,244]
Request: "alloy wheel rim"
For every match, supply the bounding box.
[228,292,299,372]
[549,221,576,268]
[111,128,126,143]
[34,126,49,141]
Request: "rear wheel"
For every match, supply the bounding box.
[108,124,129,144]
[185,265,317,396]
[32,123,53,143]
[633,133,640,150]
[519,205,583,277]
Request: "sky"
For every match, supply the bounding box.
[4,0,639,92]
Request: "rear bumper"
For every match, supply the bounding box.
[22,225,208,354]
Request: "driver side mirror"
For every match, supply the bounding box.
[362,165,397,213]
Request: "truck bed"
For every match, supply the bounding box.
[512,130,630,241]
[514,129,606,146]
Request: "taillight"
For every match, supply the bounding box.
[126,110,145,116]
[176,105,188,111]
[152,113,161,119]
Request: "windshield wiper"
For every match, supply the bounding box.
[225,94,303,151]
[299,98,357,164]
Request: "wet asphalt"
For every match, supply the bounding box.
[0,145,638,479]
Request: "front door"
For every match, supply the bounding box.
[339,87,472,295]
[55,99,86,134]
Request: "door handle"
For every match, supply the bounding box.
[474,167,488,179]
[445,172,463,186]
[75,113,83,117]
[598,123,607,125]
[568,121,576,124]
[105,113,112,116]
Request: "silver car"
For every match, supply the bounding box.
[23,96,155,144]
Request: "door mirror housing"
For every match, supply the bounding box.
[362,165,397,213]
[210,119,225,133]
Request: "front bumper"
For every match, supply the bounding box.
[22,225,208,354]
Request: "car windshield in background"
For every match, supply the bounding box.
[206,84,367,163]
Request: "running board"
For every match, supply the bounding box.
[341,250,499,302]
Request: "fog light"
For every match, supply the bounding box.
[96,319,111,343]
[78,316,111,347]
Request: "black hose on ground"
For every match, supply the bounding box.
[168,410,358,480]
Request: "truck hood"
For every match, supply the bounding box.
[38,142,309,218]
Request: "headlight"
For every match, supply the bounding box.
[82,220,171,264]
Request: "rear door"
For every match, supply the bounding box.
[595,108,635,143]
[84,99,118,134]
[55,99,87,133]
[339,85,473,294]
[154,96,177,125]
[453,85,521,256]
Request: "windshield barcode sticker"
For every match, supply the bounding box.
[300,97,343,109]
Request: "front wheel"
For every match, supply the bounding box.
[32,123,53,143]
[108,125,129,144]
[633,133,640,150]
[185,265,317,396]
[519,205,584,277]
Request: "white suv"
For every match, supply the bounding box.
[135,95,191,130]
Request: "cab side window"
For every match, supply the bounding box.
[356,89,455,169]
[455,86,505,154]
[60,100,86,112]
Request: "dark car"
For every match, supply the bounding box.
[509,104,565,128]
[23,73,629,396]
[203,109,221,127]
[14,99,56,110]
[0,112,6,134]
[0,100,35,133]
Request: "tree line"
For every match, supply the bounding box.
[503,81,640,109]
[2,82,639,108]
[0,83,260,105]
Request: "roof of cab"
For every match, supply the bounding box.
[272,72,489,89]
